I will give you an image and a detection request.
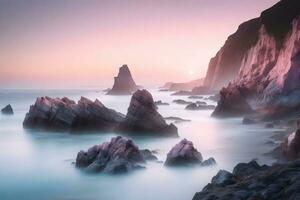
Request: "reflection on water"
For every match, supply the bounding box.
[0,89,279,200]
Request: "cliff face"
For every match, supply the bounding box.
[107,65,138,95]
[210,0,300,118]
[204,0,300,91]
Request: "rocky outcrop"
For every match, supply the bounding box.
[116,90,178,137]
[193,160,300,200]
[188,95,203,99]
[107,65,138,95]
[165,139,216,166]
[212,85,253,117]
[76,136,157,174]
[1,104,13,115]
[23,96,124,132]
[164,116,191,123]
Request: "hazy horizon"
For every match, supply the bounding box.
[0,0,278,89]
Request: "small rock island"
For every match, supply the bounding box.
[107,64,139,95]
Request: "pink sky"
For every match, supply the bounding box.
[0,0,279,89]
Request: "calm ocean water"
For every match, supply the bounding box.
[0,89,278,200]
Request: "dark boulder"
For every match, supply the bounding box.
[23,96,124,132]
[201,157,217,166]
[242,117,257,125]
[76,136,155,174]
[116,90,178,137]
[212,85,254,117]
[107,64,139,95]
[165,139,203,166]
[1,104,13,115]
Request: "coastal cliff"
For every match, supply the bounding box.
[209,0,300,118]
[204,0,300,91]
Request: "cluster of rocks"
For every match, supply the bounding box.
[76,136,157,174]
[76,137,216,174]
[24,90,178,137]
[23,96,125,132]
[188,95,203,99]
[107,65,139,95]
[193,160,300,200]
[165,139,216,167]
[1,104,13,115]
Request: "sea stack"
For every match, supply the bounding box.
[1,104,13,115]
[107,64,139,95]
[116,89,178,137]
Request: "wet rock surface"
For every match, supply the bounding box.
[164,116,191,123]
[165,139,216,167]
[23,96,124,132]
[1,104,13,115]
[116,90,178,137]
[154,100,170,106]
[193,160,300,200]
[76,136,157,174]
[173,99,193,105]
[107,65,138,95]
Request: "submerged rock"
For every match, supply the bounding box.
[242,117,257,125]
[76,136,156,174]
[165,139,216,167]
[1,104,13,115]
[23,96,124,132]
[193,160,300,200]
[116,90,178,137]
[173,99,193,105]
[188,95,203,99]
[185,103,215,110]
[154,100,170,106]
[164,116,191,123]
[171,90,192,96]
[107,64,139,95]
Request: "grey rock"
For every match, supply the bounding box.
[1,104,13,115]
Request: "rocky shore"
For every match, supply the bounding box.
[193,160,300,200]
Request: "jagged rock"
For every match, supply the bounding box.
[211,170,236,185]
[172,99,193,105]
[188,95,203,99]
[185,103,216,110]
[23,96,124,132]
[107,65,138,95]
[154,100,169,106]
[1,104,13,115]
[193,160,300,200]
[140,149,158,161]
[165,139,203,166]
[116,90,178,137]
[212,85,253,117]
[76,136,156,174]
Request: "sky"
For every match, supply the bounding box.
[0,0,279,89]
